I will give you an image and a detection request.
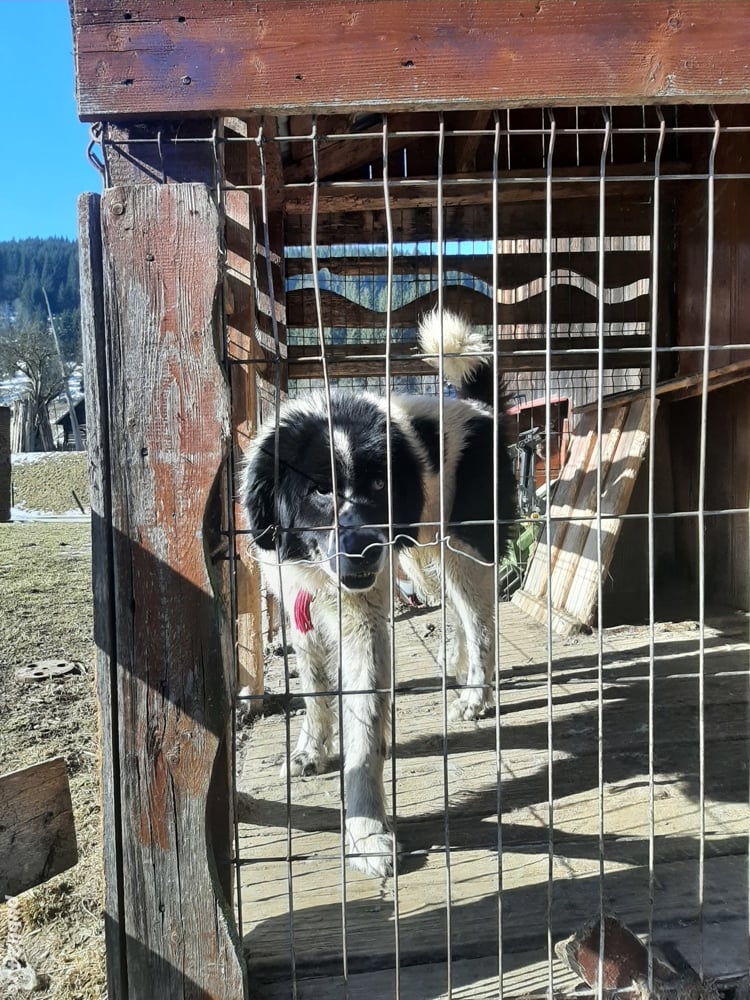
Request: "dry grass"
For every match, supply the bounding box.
[0,507,105,997]
[10,454,90,516]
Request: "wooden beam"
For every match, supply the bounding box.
[95,182,246,998]
[287,336,652,378]
[454,111,494,174]
[283,113,424,183]
[574,358,750,413]
[224,118,277,709]
[284,189,661,244]
[282,170,663,216]
[0,758,78,898]
[71,1,750,120]
[99,120,217,186]
[79,192,128,1000]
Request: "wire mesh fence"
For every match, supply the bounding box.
[94,104,750,999]
[218,105,750,1000]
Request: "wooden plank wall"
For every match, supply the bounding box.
[672,108,750,610]
[286,195,661,384]
[512,397,655,635]
[81,184,246,999]
[286,214,654,335]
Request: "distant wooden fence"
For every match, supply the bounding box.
[0,407,9,521]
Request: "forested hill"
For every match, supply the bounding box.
[0,238,81,362]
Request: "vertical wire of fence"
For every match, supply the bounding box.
[257,118,301,995]
[381,111,404,996]
[307,114,354,986]
[543,106,558,1000]
[217,119,247,952]
[491,108,506,1000]
[434,110,457,1000]
[595,108,613,1000]
[646,106,666,999]
[696,107,721,984]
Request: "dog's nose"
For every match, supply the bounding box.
[338,528,384,569]
[327,524,386,589]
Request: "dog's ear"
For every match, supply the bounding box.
[240,434,280,551]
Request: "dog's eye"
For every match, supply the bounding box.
[312,484,332,497]
[372,477,386,491]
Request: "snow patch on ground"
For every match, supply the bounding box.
[12,451,79,464]
[10,505,90,524]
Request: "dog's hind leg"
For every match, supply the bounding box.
[341,612,397,879]
[445,554,496,722]
[282,629,335,777]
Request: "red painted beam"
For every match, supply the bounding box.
[70,1,750,121]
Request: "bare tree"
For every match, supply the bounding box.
[0,322,66,451]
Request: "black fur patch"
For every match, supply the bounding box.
[410,415,441,472]
[448,413,516,563]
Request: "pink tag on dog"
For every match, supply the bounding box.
[293,589,315,634]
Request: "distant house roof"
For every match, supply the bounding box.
[507,396,568,416]
[56,398,86,430]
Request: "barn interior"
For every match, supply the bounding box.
[221,103,750,996]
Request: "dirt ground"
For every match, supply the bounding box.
[0,454,105,998]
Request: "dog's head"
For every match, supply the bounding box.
[241,393,423,592]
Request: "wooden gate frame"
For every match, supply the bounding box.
[69,3,750,997]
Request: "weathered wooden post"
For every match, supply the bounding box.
[0,406,10,522]
[78,174,247,997]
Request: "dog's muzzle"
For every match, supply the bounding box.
[328,526,387,591]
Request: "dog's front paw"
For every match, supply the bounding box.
[280,749,328,778]
[346,818,398,879]
[448,689,491,723]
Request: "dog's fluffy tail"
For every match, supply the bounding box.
[418,308,493,404]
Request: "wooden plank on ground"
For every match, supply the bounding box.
[0,758,77,897]
[517,414,597,604]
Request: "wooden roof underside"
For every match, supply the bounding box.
[70,1,750,122]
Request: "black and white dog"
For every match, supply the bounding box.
[240,310,515,878]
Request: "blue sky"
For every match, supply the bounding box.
[0,1,97,241]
